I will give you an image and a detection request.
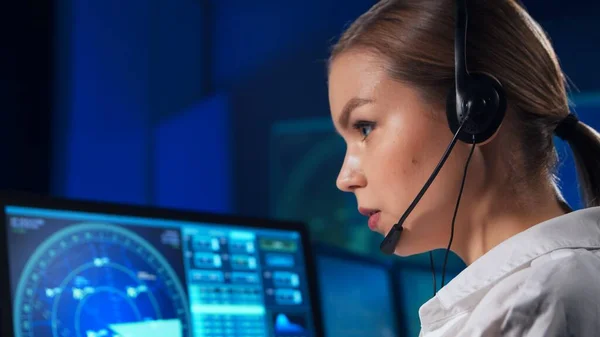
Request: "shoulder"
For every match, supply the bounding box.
[523,248,600,307]
[503,248,600,335]
[466,248,600,336]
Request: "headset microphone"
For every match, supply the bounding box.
[379,103,473,255]
[379,0,507,265]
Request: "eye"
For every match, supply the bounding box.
[352,121,376,139]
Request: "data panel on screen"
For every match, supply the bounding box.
[4,205,317,337]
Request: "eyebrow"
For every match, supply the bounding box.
[337,97,374,130]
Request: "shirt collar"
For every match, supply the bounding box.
[419,206,600,325]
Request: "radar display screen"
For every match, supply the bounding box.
[3,203,318,337]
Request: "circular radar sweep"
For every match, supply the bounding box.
[13,222,191,337]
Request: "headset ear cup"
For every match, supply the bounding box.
[446,73,507,144]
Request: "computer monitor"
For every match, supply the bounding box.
[0,193,324,337]
[314,245,399,337]
[393,261,462,337]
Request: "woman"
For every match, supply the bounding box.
[327,0,600,336]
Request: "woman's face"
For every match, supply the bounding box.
[328,50,484,256]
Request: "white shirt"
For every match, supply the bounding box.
[419,206,600,337]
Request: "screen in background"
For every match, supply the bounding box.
[395,268,459,337]
[315,254,398,337]
[4,205,317,337]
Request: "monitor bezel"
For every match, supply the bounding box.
[0,191,325,337]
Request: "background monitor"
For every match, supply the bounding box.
[394,260,463,337]
[0,193,324,337]
[314,244,399,337]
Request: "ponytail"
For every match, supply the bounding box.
[556,114,600,207]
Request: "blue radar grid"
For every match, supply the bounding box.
[12,222,191,337]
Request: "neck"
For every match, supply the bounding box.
[452,181,568,265]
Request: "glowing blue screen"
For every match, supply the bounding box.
[5,205,317,337]
[315,255,398,337]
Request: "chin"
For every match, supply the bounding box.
[388,228,430,257]
[393,245,419,257]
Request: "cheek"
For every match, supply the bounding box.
[373,120,447,207]
[376,133,425,188]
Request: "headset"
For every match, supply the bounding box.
[378,0,507,295]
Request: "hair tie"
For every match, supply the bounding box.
[554,113,579,140]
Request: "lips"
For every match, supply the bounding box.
[358,207,381,230]
[358,207,379,217]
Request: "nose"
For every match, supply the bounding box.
[336,154,367,192]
